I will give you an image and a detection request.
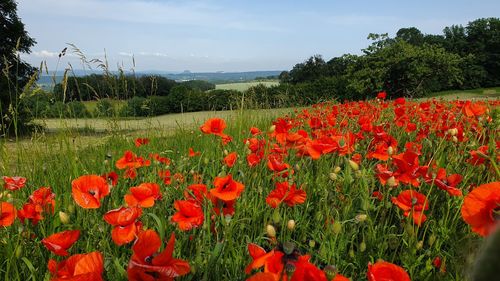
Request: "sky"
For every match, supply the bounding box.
[17,0,500,72]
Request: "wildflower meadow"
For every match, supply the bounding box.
[1,94,499,281]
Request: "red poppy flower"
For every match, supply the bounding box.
[210,174,245,202]
[150,153,171,166]
[467,145,489,166]
[212,198,236,216]
[462,101,487,117]
[245,243,275,274]
[426,168,463,196]
[29,187,56,213]
[116,150,150,170]
[247,272,280,281]
[134,138,150,147]
[200,118,226,136]
[267,154,293,178]
[184,184,208,202]
[124,168,138,180]
[171,200,204,231]
[266,181,306,208]
[224,152,238,168]
[377,91,387,99]
[188,147,201,157]
[128,230,190,280]
[71,175,110,209]
[461,182,500,237]
[125,182,162,208]
[250,127,261,135]
[103,207,142,246]
[42,230,80,256]
[48,251,104,281]
[367,261,410,281]
[391,190,429,226]
[158,169,172,185]
[3,176,27,191]
[290,255,328,281]
[247,153,262,167]
[0,202,16,227]
[18,203,44,225]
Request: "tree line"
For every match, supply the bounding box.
[278,17,500,99]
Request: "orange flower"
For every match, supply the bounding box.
[184,184,208,202]
[101,171,118,186]
[71,175,110,209]
[266,181,306,208]
[125,182,162,208]
[134,138,150,147]
[42,230,80,256]
[2,176,27,191]
[158,169,172,185]
[0,202,16,227]
[461,182,500,237]
[171,200,204,231]
[224,152,238,168]
[367,261,410,281]
[103,207,142,246]
[48,251,104,281]
[210,174,245,202]
[391,190,429,226]
[116,150,150,170]
[462,100,487,117]
[128,230,190,280]
[188,147,201,157]
[200,118,226,136]
[17,203,44,225]
[245,243,275,274]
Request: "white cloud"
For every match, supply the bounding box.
[118,52,134,57]
[31,50,59,58]
[138,52,169,57]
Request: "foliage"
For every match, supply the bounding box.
[0,0,37,136]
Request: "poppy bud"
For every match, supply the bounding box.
[272,209,281,224]
[15,245,23,258]
[416,240,424,250]
[324,265,337,281]
[359,241,366,252]
[348,248,355,258]
[59,211,70,224]
[266,224,276,238]
[348,160,359,171]
[329,172,338,181]
[386,176,397,187]
[433,256,442,269]
[285,262,296,275]
[268,125,276,133]
[452,136,458,143]
[428,234,436,246]
[294,164,301,171]
[355,170,362,178]
[203,158,210,165]
[67,203,75,214]
[332,221,342,234]
[355,214,367,222]
[387,146,394,155]
[283,241,295,255]
[287,219,296,231]
[333,166,341,173]
[309,240,316,248]
[223,149,228,156]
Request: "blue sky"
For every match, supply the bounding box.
[17,0,500,72]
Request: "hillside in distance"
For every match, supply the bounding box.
[37,70,283,89]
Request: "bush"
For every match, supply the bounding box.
[94,99,115,117]
[120,96,149,117]
[65,101,90,118]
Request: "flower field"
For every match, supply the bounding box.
[1,94,499,281]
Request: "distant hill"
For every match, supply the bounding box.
[36,70,283,90]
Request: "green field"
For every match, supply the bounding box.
[215,80,279,91]
[425,87,500,100]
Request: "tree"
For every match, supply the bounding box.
[0,0,37,136]
[396,27,424,46]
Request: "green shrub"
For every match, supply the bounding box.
[94,99,115,117]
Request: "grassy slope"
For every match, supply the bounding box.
[215,81,279,91]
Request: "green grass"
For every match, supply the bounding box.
[82,99,126,113]
[427,87,500,100]
[215,80,279,91]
